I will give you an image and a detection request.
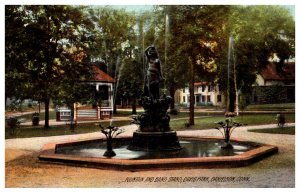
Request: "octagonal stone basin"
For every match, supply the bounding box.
[38,136,278,170]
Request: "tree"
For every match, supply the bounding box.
[5,6,31,104]
[5,5,94,128]
[86,6,137,114]
[216,5,295,112]
[117,59,143,114]
[157,5,231,125]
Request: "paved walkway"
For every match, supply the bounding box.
[19,117,132,126]
[5,123,295,188]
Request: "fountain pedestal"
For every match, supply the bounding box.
[129,45,182,152]
[128,131,181,151]
[129,95,182,151]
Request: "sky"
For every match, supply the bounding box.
[108,4,295,18]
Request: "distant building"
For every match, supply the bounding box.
[252,62,295,104]
[255,62,295,86]
[175,82,223,107]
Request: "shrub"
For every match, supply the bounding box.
[6,117,20,136]
[169,108,179,115]
[184,120,190,128]
[32,112,40,126]
[276,113,285,128]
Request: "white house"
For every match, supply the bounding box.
[175,82,222,107]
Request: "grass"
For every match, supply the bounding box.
[170,113,295,131]
[5,120,131,139]
[5,111,295,139]
[15,111,57,122]
[245,103,295,111]
[248,126,295,135]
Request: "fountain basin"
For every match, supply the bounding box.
[39,136,278,170]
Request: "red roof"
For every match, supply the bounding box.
[92,66,115,83]
[194,82,208,86]
[260,62,295,81]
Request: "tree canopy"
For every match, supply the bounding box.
[5,5,295,127]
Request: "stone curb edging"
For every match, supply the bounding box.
[38,136,278,171]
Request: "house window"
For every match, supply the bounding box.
[183,96,186,103]
[202,86,205,92]
[202,96,206,102]
[207,95,211,102]
[217,95,222,102]
[196,95,200,103]
[183,88,185,93]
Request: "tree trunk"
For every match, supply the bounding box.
[189,62,195,126]
[113,103,117,114]
[69,103,75,131]
[169,85,175,110]
[132,97,137,114]
[44,98,50,129]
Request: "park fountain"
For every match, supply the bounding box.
[128,45,181,151]
[39,43,278,170]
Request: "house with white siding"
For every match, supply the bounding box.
[175,82,223,107]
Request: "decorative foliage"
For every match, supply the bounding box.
[6,117,21,136]
[98,124,124,157]
[215,118,244,149]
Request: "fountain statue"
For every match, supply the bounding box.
[129,46,182,151]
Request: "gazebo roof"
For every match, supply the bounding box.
[92,66,115,83]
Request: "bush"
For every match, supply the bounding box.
[169,108,179,115]
[28,103,32,108]
[32,112,40,126]
[8,100,22,111]
[252,85,293,104]
[6,117,20,136]
[276,113,285,128]
[196,102,213,106]
[184,120,190,128]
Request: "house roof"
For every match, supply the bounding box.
[260,62,295,81]
[194,82,208,86]
[92,66,115,83]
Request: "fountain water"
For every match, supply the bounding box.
[227,35,235,114]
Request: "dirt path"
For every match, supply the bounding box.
[5,124,295,188]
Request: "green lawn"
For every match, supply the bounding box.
[170,113,295,131]
[6,112,295,139]
[248,126,295,135]
[13,111,57,122]
[245,103,295,111]
[5,120,131,139]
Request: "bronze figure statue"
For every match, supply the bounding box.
[144,45,163,100]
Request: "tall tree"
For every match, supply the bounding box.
[117,59,143,114]
[86,6,137,114]
[5,5,94,128]
[216,5,295,111]
[5,6,28,103]
[158,5,231,125]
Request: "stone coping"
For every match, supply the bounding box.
[38,135,278,171]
